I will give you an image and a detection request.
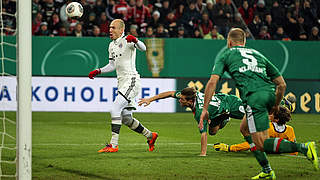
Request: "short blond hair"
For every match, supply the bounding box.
[228,28,246,44]
[112,19,125,30]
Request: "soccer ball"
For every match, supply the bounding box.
[66,2,83,18]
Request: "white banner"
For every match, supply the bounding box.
[0,77,176,112]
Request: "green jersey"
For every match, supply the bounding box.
[173,91,244,133]
[212,46,281,102]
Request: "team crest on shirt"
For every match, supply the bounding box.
[119,43,123,48]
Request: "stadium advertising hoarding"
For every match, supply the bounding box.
[1,37,317,79]
[0,77,176,112]
[176,78,320,114]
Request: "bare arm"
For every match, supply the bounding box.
[273,76,286,106]
[199,74,220,130]
[138,91,176,107]
[200,132,207,156]
[270,76,286,114]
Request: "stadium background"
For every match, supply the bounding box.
[0,0,320,179]
[1,36,320,113]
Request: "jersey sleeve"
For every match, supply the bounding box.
[108,44,114,61]
[173,91,182,99]
[211,51,227,76]
[265,59,281,80]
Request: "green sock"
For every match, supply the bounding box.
[244,136,272,173]
[264,138,307,154]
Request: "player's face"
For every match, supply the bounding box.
[179,95,192,107]
[109,21,123,40]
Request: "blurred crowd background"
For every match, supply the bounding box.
[2,0,320,40]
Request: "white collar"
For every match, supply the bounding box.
[272,122,286,133]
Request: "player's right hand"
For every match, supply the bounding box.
[88,69,101,79]
[138,98,151,107]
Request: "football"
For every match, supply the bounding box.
[66,2,83,18]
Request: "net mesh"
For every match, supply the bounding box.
[0,0,17,178]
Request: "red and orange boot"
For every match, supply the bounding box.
[147,132,158,152]
[98,144,118,153]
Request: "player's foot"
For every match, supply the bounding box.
[147,132,158,152]
[251,170,276,180]
[305,141,319,170]
[98,144,118,153]
[213,143,229,152]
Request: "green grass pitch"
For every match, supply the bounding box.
[1,112,320,179]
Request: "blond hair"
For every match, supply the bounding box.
[228,28,246,44]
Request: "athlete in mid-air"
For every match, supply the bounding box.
[139,87,245,156]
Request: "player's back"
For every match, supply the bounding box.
[109,37,139,78]
[222,46,280,100]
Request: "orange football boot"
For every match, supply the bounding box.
[147,132,158,152]
[98,144,118,153]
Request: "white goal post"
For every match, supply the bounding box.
[17,0,32,179]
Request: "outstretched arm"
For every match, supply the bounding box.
[88,60,115,79]
[138,91,176,107]
[200,132,207,156]
[199,74,220,130]
[100,59,116,73]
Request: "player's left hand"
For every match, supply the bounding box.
[126,35,138,43]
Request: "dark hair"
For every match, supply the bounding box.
[274,106,291,125]
[181,87,196,101]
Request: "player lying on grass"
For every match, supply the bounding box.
[138,87,246,156]
[214,106,298,155]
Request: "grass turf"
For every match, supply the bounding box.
[1,112,320,179]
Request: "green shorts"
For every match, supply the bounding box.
[246,90,275,133]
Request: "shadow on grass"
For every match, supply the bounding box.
[44,164,118,180]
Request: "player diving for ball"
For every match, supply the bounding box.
[138,87,246,156]
[214,98,298,156]
[88,19,158,153]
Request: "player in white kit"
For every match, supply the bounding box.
[89,19,158,153]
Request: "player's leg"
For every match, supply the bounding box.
[121,108,154,139]
[122,78,158,151]
[263,138,318,170]
[98,93,128,153]
[245,104,275,179]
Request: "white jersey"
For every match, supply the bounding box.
[108,35,139,79]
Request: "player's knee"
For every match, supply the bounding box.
[255,144,264,151]
[209,128,218,135]
[122,115,133,126]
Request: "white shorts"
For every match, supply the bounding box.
[117,75,141,109]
